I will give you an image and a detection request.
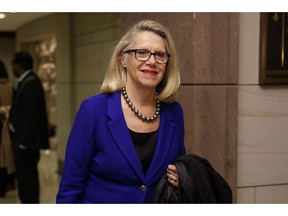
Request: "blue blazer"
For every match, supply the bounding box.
[56,90,186,203]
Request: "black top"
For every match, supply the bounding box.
[129,129,158,175]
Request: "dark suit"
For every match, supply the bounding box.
[9,71,49,203]
[56,90,186,203]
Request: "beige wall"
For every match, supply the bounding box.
[71,13,122,114]
[237,13,288,203]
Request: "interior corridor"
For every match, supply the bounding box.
[0,149,60,204]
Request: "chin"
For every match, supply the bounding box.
[141,82,160,89]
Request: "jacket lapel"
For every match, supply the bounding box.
[14,72,34,99]
[107,91,145,181]
[12,73,32,108]
[106,91,176,183]
[145,104,175,180]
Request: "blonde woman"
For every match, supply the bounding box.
[57,20,186,203]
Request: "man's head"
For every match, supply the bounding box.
[11,51,33,78]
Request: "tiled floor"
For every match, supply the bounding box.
[0,149,60,204]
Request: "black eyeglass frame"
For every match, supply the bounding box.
[123,49,171,64]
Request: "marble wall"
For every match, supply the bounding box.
[237,13,288,203]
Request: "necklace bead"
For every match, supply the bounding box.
[121,87,160,122]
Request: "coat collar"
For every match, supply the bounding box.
[18,69,32,82]
[15,71,34,94]
[107,90,176,182]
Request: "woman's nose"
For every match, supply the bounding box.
[145,54,157,64]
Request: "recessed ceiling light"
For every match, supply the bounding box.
[0,13,6,19]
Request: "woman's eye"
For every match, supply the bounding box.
[137,50,149,55]
[156,53,164,58]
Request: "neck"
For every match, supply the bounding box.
[125,85,156,107]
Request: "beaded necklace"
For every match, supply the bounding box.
[121,87,160,122]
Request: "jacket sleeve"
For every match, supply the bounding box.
[56,99,96,203]
[20,79,42,148]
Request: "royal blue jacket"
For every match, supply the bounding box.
[56,90,186,203]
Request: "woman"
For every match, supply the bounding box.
[0,59,15,197]
[56,20,186,203]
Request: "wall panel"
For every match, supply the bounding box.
[178,86,238,199]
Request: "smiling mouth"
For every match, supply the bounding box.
[142,70,158,76]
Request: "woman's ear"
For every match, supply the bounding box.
[120,53,127,68]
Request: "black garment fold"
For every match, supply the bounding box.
[152,154,232,203]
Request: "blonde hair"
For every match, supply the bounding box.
[101,20,180,103]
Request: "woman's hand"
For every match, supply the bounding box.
[166,164,179,188]
[0,106,6,118]
[0,106,10,119]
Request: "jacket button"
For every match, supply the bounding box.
[139,185,147,192]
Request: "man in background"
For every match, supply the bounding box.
[9,51,49,203]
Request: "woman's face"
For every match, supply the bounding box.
[121,31,168,89]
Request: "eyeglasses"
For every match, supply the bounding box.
[124,49,170,64]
